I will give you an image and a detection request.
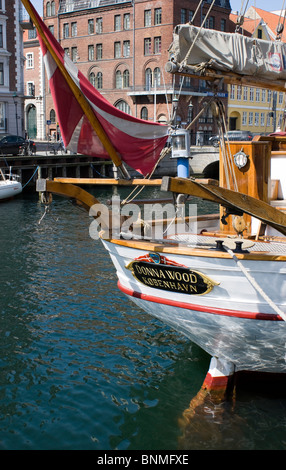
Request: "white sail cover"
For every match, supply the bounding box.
[169,24,286,81]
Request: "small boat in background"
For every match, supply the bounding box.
[0,168,22,201]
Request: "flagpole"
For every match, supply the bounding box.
[21,0,129,177]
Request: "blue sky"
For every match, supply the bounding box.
[28,0,285,16]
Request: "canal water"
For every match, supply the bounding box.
[1,187,286,450]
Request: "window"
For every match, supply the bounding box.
[88,45,94,61]
[96,18,103,34]
[144,38,152,55]
[255,112,259,126]
[89,72,95,87]
[262,89,266,102]
[116,70,122,89]
[48,25,54,35]
[237,85,242,100]
[267,113,271,126]
[154,37,161,54]
[123,70,129,88]
[0,25,3,48]
[114,42,121,58]
[257,29,262,39]
[181,9,186,23]
[249,87,254,101]
[154,8,162,25]
[260,113,265,126]
[256,88,260,101]
[115,100,131,115]
[28,27,37,39]
[154,67,161,86]
[141,107,148,120]
[96,72,103,89]
[27,82,35,96]
[267,90,272,102]
[123,13,130,30]
[46,1,51,16]
[114,15,121,31]
[279,92,283,104]
[242,112,247,126]
[0,63,4,85]
[189,11,194,22]
[243,87,248,101]
[51,1,55,15]
[71,47,77,62]
[144,10,151,27]
[71,22,77,37]
[145,68,152,89]
[64,48,69,57]
[96,44,102,60]
[26,52,34,69]
[221,19,226,31]
[230,85,235,100]
[0,102,5,129]
[88,19,94,34]
[248,112,253,126]
[50,109,56,123]
[63,23,69,38]
[204,16,215,29]
[123,40,130,57]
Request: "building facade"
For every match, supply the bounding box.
[42,0,232,143]
[0,0,30,138]
[228,9,286,134]
[23,24,46,139]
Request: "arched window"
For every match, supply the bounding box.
[51,1,56,15]
[50,109,56,123]
[96,72,103,89]
[116,70,122,89]
[115,100,131,115]
[154,67,161,87]
[141,107,148,121]
[145,68,152,90]
[46,2,51,16]
[123,70,129,88]
[89,72,95,87]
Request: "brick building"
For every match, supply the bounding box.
[0,0,30,137]
[42,0,232,143]
[23,24,46,139]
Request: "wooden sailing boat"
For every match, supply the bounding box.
[23,0,286,395]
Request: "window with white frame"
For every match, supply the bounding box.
[237,85,241,100]
[260,113,265,127]
[26,53,34,69]
[249,87,254,101]
[27,82,35,96]
[71,22,77,37]
[230,85,235,100]
[0,102,5,129]
[242,111,247,126]
[255,112,259,126]
[123,40,130,57]
[96,18,103,33]
[243,87,248,101]
[144,10,151,26]
[262,89,266,102]
[256,88,260,101]
[248,112,253,125]
[279,92,283,104]
[123,13,130,30]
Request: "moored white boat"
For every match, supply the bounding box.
[0,169,22,201]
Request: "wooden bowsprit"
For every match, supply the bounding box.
[161,176,286,236]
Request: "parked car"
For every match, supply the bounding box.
[0,134,36,155]
[209,131,253,147]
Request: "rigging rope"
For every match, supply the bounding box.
[179,0,216,70]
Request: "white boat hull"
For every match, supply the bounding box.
[102,238,286,374]
[0,179,22,200]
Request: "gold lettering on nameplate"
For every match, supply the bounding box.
[126,257,219,296]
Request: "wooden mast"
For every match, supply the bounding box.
[21,0,128,178]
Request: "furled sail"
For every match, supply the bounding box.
[23,1,169,176]
[167,24,286,87]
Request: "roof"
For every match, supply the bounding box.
[230,7,286,42]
